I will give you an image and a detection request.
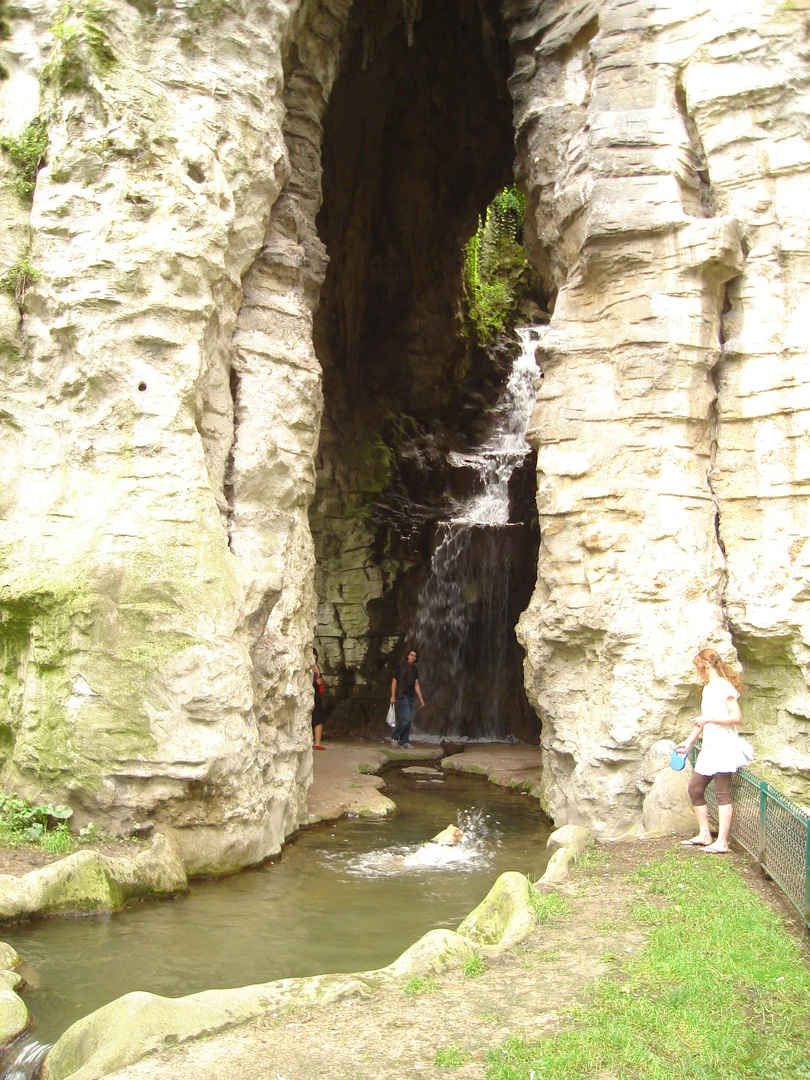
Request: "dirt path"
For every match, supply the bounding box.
[98,836,807,1080]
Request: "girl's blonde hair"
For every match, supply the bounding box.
[694,648,742,694]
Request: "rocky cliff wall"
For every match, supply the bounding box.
[509,0,810,829]
[0,0,351,873]
[1,0,808,861]
[308,0,529,738]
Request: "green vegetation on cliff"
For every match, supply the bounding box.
[44,1,116,92]
[0,254,41,304]
[0,119,47,199]
[463,186,534,345]
[0,0,9,80]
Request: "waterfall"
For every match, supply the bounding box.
[0,1037,50,1080]
[410,326,541,740]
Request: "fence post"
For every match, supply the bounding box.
[805,819,810,933]
[758,780,768,869]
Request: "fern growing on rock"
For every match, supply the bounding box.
[0,118,48,199]
[463,185,531,345]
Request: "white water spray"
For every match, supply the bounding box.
[336,809,496,878]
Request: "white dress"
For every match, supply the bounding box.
[693,677,754,776]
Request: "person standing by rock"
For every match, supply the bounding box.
[390,648,425,748]
[675,648,753,854]
[312,648,325,750]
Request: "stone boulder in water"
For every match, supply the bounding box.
[0,833,187,921]
[0,943,27,1048]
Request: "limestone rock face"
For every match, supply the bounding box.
[510,0,810,830]
[0,0,351,872]
[2,0,809,860]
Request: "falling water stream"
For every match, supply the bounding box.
[412,326,542,739]
[0,768,551,1076]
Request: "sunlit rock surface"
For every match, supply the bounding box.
[0,0,351,872]
[1,0,809,859]
[510,0,810,827]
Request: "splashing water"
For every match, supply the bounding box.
[336,808,496,878]
[0,1038,50,1080]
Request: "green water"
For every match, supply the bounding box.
[4,767,552,1048]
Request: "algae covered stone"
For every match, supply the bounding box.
[456,871,536,949]
[0,979,27,1047]
[539,825,594,885]
[0,940,26,1047]
[0,832,187,922]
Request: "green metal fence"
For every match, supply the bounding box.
[697,760,810,931]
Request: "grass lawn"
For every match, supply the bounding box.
[487,847,810,1080]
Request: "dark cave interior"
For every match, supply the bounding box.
[309,0,543,743]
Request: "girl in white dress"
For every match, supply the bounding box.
[675,648,753,854]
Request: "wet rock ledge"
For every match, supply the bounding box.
[0,833,187,924]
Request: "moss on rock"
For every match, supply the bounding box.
[0,831,187,921]
[0,939,26,1046]
[456,871,536,949]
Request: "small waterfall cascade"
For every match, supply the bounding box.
[0,1037,50,1080]
[411,326,542,740]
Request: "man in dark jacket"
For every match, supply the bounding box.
[390,648,425,747]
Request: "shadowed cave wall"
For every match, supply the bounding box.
[309,0,543,741]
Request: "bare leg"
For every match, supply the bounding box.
[681,803,713,846]
[704,803,732,853]
[313,724,324,748]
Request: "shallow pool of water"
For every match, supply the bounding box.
[4,767,552,1049]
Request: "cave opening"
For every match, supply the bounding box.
[308,0,544,742]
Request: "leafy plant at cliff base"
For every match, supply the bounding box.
[0,793,74,850]
[463,185,533,346]
[0,118,48,199]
